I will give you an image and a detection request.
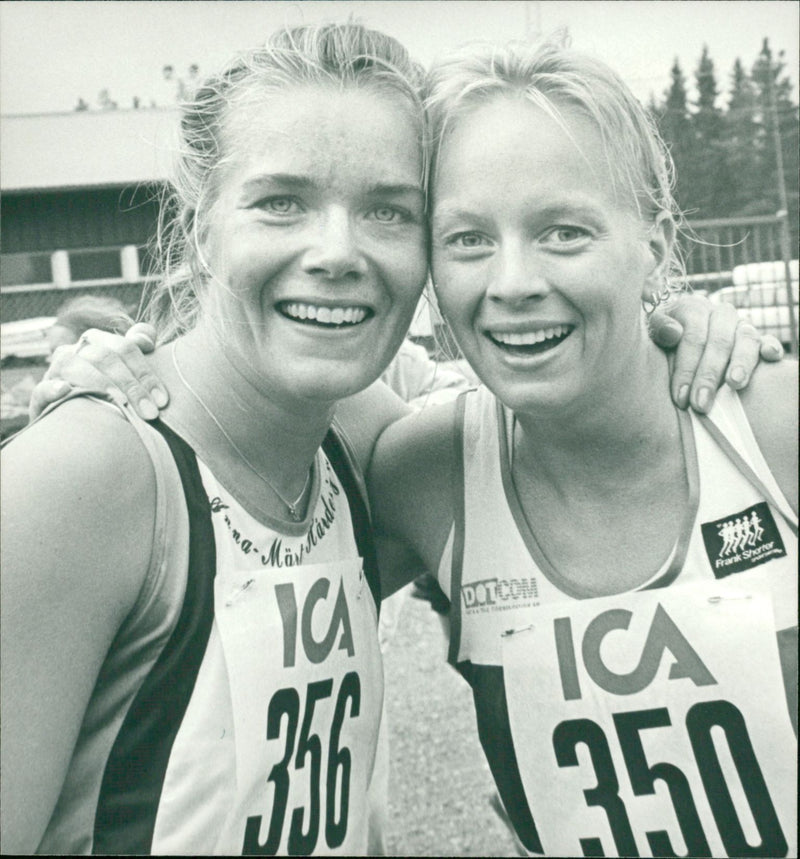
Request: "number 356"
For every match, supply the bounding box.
[243,671,361,855]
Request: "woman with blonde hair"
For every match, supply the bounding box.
[15,29,790,858]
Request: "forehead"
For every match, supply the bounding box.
[220,85,423,193]
[434,96,618,211]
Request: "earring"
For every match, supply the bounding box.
[642,285,672,315]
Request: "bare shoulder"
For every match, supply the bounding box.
[1,398,158,851]
[368,399,459,571]
[334,380,411,473]
[738,359,798,512]
[2,397,158,618]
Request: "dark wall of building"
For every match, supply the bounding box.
[2,184,162,253]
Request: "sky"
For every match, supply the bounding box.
[0,1,798,115]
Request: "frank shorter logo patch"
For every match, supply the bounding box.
[701,502,786,578]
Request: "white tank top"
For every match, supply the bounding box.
[439,385,797,856]
[37,404,383,855]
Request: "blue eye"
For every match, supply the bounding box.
[259,197,300,215]
[371,206,406,223]
[543,226,589,244]
[451,233,485,248]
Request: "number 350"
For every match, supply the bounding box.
[553,699,788,857]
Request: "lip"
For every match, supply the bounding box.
[276,300,375,328]
[483,322,575,359]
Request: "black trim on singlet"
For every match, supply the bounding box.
[322,427,382,616]
[92,422,379,853]
[458,662,544,855]
[447,392,468,666]
[93,420,217,855]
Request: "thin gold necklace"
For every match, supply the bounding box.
[171,343,312,522]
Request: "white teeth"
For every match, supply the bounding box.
[491,325,571,345]
[282,303,368,325]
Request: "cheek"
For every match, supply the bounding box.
[382,241,428,305]
[432,258,479,320]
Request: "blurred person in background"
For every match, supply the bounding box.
[46,295,135,356]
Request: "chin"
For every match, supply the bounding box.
[294,364,381,404]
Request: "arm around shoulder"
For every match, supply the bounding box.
[335,380,411,475]
[368,400,459,576]
[0,400,157,852]
[738,359,798,515]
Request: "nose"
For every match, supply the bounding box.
[301,208,368,280]
[486,242,550,303]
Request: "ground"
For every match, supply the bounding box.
[383,592,521,856]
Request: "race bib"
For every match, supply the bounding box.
[213,559,382,855]
[502,582,796,857]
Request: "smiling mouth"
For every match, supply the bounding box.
[278,302,372,328]
[487,324,574,355]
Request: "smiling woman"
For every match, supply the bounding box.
[3,21,791,859]
[369,38,797,856]
[0,22,428,855]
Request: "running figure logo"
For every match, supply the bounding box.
[717,510,765,556]
[702,502,786,577]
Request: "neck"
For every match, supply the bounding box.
[153,324,336,498]
[513,342,680,488]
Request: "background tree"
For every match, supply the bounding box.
[723,57,763,216]
[658,59,693,215]
[687,46,732,217]
[750,38,800,245]
[649,39,799,252]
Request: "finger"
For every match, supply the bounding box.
[725,323,762,389]
[647,308,684,349]
[75,329,167,409]
[65,340,165,419]
[758,334,784,362]
[28,379,72,422]
[125,322,157,353]
[685,301,741,413]
[659,296,711,409]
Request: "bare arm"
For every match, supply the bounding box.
[368,402,458,580]
[0,401,156,852]
[28,300,783,423]
[736,359,799,731]
[738,359,799,515]
[334,380,411,475]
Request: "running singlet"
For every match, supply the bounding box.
[37,401,383,855]
[438,385,797,857]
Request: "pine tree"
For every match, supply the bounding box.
[723,57,763,216]
[750,39,800,245]
[659,59,693,215]
[689,45,730,217]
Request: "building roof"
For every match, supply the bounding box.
[1,109,179,192]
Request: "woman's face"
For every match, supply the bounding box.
[201,85,427,406]
[431,96,664,416]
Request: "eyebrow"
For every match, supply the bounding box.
[239,174,315,198]
[364,183,424,199]
[433,200,605,226]
[239,174,424,201]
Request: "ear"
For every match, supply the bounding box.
[641,211,675,302]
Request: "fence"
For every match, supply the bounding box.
[1,245,153,326]
[679,214,799,354]
[2,215,798,354]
